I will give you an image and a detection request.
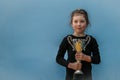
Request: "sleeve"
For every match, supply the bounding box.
[91,37,101,64]
[56,36,69,67]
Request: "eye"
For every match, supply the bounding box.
[80,20,86,23]
[74,20,78,23]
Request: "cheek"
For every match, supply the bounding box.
[71,23,75,28]
[82,23,87,28]
[71,25,75,29]
[71,24,77,30]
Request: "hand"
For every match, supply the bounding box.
[68,62,82,70]
[75,52,83,61]
[75,52,91,62]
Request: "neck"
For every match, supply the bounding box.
[73,32,85,37]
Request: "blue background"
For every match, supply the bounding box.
[0,0,120,80]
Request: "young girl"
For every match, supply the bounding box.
[56,9,101,80]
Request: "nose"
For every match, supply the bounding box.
[77,22,81,26]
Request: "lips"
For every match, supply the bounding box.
[77,28,82,30]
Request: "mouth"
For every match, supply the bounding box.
[77,28,82,30]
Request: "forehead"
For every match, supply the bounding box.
[72,14,85,20]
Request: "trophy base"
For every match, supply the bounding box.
[74,70,83,74]
[73,70,84,80]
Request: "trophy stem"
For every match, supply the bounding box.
[74,60,83,75]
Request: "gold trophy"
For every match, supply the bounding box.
[74,40,83,74]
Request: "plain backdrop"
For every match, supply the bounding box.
[0,0,120,80]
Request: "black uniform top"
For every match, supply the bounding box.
[56,34,101,78]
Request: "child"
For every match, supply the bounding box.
[56,9,101,80]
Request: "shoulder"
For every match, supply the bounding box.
[59,35,72,47]
[86,35,97,40]
[87,35,99,47]
[86,35,98,44]
[60,34,72,43]
[62,34,73,40]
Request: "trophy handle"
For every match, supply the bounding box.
[67,36,76,51]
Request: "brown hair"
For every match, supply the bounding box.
[70,9,90,25]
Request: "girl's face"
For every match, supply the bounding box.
[71,15,87,35]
